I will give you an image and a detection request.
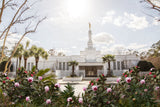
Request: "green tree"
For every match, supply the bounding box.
[12,44,24,68]
[102,54,115,77]
[68,60,78,77]
[23,41,31,69]
[30,45,48,70]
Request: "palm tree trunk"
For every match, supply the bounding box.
[107,61,111,77]
[35,58,39,70]
[16,58,18,70]
[71,65,74,77]
[19,56,22,68]
[24,58,27,69]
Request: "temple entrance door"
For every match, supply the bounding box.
[85,66,97,77]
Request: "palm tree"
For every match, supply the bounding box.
[12,44,23,68]
[12,46,19,70]
[23,41,30,69]
[102,54,115,77]
[17,44,23,68]
[68,60,78,77]
[30,45,48,70]
[23,50,30,69]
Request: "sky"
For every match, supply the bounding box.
[1,0,160,55]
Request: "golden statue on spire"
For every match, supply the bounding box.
[89,22,91,30]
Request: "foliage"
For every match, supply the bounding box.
[0,67,58,106]
[0,61,13,72]
[0,66,159,106]
[137,60,154,71]
[30,45,48,69]
[68,60,78,77]
[147,56,160,70]
[102,54,115,77]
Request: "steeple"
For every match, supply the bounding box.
[88,22,93,49]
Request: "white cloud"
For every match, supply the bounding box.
[0,33,40,50]
[71,46,77,49]
[102,11,115,24]
[93,32,114,45]
[100,43,149,55]
[113,13,148,30]
[55,48,71,55]
[126,43,147,50]
[102,11,149,30]
[124,13,149,30]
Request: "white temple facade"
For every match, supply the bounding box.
[11,23,140,78]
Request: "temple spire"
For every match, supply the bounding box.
[88,22,93,49]
[89,22,91,30]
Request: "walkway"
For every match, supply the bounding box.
[57,77,120,96]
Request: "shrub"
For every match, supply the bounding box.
[0,66,159,106]
[137,60,154,71]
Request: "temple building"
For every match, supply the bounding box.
[12,23,140,78]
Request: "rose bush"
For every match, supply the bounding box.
[0,66,159,106]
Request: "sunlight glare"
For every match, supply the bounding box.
[67,0,88,18]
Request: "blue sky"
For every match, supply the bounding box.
[1,0,160,55]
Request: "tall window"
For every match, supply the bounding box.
[117,61,120,70]
[63,62,65,70]
[113,62,116,70]
[59,62,61,70]
[67,62,69,70]
[28,63,30,71]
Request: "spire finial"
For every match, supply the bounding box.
[89,22,91,30]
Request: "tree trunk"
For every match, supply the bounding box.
[35,58,39,71]
[107,61,112,77]
[16,58,18,71]
[19,56,22,68]
[71,65,75,77]
[24,58,27,69]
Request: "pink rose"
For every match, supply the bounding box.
[92,85,98,91]
[3,81,5,84]
[153,75,156,78]
[125,77,131,83]
[67,97,72,102]
[24,71,28,74]
[155,86,159,91]
[6,77,9,80]
[140,79,145,85]
[26,96,30,102]
[14,82,20,87]
[45,86,49,92]
[150,68,155,71]
[3,92,7,96]
[79,98,83,104]
[125,75,127,77]
[91,83,94,86]
[106,101,110,104]
[149,72,152,75]
[38,76,43,80]
[144,89,148,92]
[28,77,33,83]
[46,99,51,104]
[117,78,121,83]
[107,88,112,93]
[130,70,133,73]
[83,87,87,91]
[96,78,99,81]
[55,83,60,88]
